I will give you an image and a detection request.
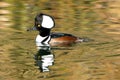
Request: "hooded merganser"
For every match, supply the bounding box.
[27,13,84,46]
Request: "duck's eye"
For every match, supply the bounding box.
[38,25,40,27]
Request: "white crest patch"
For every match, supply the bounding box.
[41,15,54,29]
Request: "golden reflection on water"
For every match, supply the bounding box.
[0,0,120,80]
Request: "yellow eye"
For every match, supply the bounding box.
[38,25,40,27]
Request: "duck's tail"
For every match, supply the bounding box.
[77,37,94,42]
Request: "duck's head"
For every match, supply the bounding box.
[35,13,55,29]
[34,13,55,37]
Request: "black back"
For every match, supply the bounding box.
[51,33,75,38]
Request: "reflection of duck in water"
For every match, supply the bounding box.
[34,45,54,72]
[27,13,85,46]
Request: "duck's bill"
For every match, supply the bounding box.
[27,26,37,31]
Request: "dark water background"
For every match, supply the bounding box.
[0,0,120,80]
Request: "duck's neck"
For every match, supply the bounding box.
[38,27,51,37]
[36,26,51,46]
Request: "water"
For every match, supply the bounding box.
[0,0,120,80]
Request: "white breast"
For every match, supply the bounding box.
[36,35,51,47]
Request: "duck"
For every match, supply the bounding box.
[27,13,85,46]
